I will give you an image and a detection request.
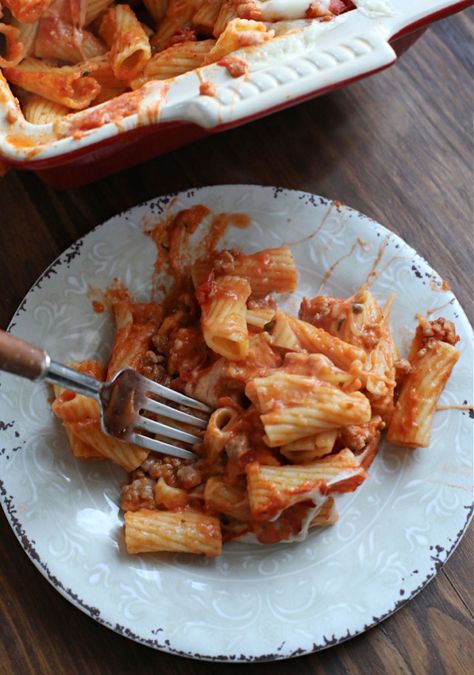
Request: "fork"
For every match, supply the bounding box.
[0,330,211,460]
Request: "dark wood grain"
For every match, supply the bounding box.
[0,11,473,675]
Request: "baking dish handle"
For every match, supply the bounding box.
[0,0,470,169]
[159,0,469,132]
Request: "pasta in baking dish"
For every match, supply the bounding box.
[51,206,460,558]
[0,0,355,122]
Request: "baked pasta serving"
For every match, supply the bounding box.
[51,206,461,557]
[0,0,355,123]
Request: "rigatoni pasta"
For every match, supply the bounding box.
[150,0,199,51]
[4,58,101,108]
[387,317,460,447]
[193,0,222,34]
[51,204,461,558]
[280,429,338,463]
[106,298,162,377]
[299,287,399,422]
[34,18,107,63]
[99,4,151,80]
[192,245,298,295]
[3,0,53,23]
[10,18,39,58]
[131,39,215,88]
[204,18,274,64]
[270,309,366,373]
[199,274,251,360]
[246,372,371,446]
[0,23,23,67]
[23,96,71,124]
[52,360,149,471]
[246,449,367,520]
[124,509,222,556]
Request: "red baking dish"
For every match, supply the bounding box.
[0,0,471,188]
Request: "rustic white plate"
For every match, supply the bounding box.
[0,186,472,661]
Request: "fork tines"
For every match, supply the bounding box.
[141,379,211,414]
[129,432,200,461]
[134,377,212,461]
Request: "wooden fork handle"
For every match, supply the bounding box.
[0,329,48,381]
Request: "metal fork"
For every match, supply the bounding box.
[0,330,211,460]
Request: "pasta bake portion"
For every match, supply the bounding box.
[52,207,461,557]
[0,0,355,124]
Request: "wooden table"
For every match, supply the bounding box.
[0,10,472,675]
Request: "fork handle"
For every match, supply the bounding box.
[0,329,102,401]
[0,329,48,380]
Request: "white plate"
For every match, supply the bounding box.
[0,185,472,662]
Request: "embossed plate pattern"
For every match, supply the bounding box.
[0,186,472,661]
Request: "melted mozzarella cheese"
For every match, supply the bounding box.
[354,0,395,17]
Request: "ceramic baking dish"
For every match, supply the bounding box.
[0,0,470,188]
